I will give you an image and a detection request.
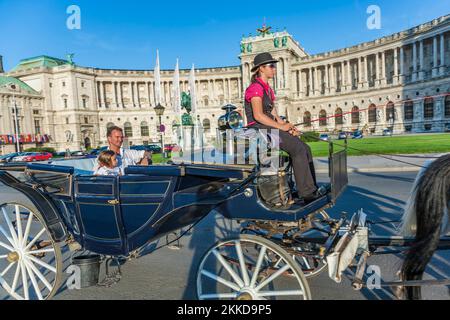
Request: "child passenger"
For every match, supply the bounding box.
[94,150,121,176]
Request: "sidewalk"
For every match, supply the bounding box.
[314,153,447,173]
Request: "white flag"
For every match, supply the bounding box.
[172,59,181,114]
[154,50,161,105]
[189,64,197,115]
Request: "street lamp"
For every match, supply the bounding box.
[10,84,20,153]
[154,103,165,153]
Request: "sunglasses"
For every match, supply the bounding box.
[264,63,277,69]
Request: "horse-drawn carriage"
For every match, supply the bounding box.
[0,130,449,300]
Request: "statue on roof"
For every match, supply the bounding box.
[66,53,75,65]
[257,17,272,37]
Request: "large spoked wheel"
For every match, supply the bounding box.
[196,234,311,300]
[0,203,63,300]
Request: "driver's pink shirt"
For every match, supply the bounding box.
[245,78,276,103]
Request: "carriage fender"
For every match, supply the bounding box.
[0,171,67,242]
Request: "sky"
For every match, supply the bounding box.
[1,0,450,71]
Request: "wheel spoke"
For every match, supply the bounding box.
[11,262,21,293]
[0,255,8,259]
[1,261,16,277]
[201,270,241,292]
[28,248,55,255]
[250,246,267,287]
[22,211,34,248]
[15,205,23,246]
[24,228,46,251]
[255,264,290,292]
[24,260,43,300]
[235,241,250,286]
[212,249,244,288]
[0,225,15,249]
[23,258,53,292]
[200,293,238,300]
[301,256,311,270]
[0,240,14,252]
[20,261,30,300]
[257,290,304,297]
[26,255,57,274]
[2,207,19,247]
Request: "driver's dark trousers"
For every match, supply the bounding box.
[255,124,318,198]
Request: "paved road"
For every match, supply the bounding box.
[1,171,449,300]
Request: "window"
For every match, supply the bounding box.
[124,122,133,137]
[66,117,69,125]
[424,124,432,131]
[424,98,434,119]
[33,110,40,115]
[81,81,85,88]
[141,122,149,137]
[62,81,66,87]
[386,102,395,122]
[335,108,343,125]
[203,119,211,132]
[319,110,327,126]
[84,117,89,124]
[404,101,414,121]
[368,104,377,123]
[352,106,360,124]
[64,99,68,109]
[303,112,312,127]
[405,125,412,132]
[445,96,450,118]
[34,119,41,134]
[82,98,87,108]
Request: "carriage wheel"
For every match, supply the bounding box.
[0,203,63,300]
[196,234,311,300]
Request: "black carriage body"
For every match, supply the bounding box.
[0,147,348,257]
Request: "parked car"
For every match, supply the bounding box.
[131,145,162,154]
[382,129,393,137]
[319,134,330,142]
[352,130,364,139]
[444,124,450,132]
[89,147,108,156]
[13,152,53,162]
[338,132,348,140]
[0,152,25,163]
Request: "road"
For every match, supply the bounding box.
[1,171,449,300]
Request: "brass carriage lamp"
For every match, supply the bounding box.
[154,103,165,151]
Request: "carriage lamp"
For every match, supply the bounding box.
[154,103,165,152]
[218,104,244,131]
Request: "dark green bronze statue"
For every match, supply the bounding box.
[181,92,194,126]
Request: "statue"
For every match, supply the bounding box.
[282,36,288,47]
[247,43,253,53]
[377,109,383,122]
[274,38,280,48]
[66,53,75,65]
[240,43,246,53]
[181,92,194,126]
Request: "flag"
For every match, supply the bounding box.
[154,50,161,105]
[172,59,181,114]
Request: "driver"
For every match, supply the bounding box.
[98,126,152,175]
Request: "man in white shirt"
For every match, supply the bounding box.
[101,126,152,175]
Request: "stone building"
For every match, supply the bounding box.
[1,14,449,153]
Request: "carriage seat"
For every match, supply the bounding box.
[48,157,96,176]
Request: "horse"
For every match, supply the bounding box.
[398,153,450,300]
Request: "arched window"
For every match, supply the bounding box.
[203,119,211,132]
[404,100,414,121]
[446,96,450,118]
[303,112,312,127]
[335,108,343,125]
[352,106,360,124]
[124,122,133,138]
[319,110,327,126]
[424,97,434,119]
[368,104,377,123]
[386,102,395,122]
[141,121,149,137]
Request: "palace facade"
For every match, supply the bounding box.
[1,14,449,153]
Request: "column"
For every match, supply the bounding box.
[99,81,105,108]
[324,65,329,94]
[298,70,303,98]
[330,64,336,93]
[380,51,386,86]
[411,43,417,81]
[113,82,119,108]
[308,68,313,96]
[440,33,446,75]
[314,67,320,95]
[238,78,242,99]
[419,40,425,80]
[433,36,439,77]
[117,82,122,108]
[147,82,153,108]
[358,58,363,89]
[136,82,141,108]
[347,60,352,91]
[227,79,232,102]
[393,48,399,85]
[400,47,405,83]
[375,53,380,86]
[363,57,368,89]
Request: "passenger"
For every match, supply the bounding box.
[94,150,121,176]
[245,52,327,204]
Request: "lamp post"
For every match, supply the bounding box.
[10,84,21,153]
[154,103,165,154]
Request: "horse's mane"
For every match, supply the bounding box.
[400,154,450,299]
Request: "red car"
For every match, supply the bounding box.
[22,152,53,162]
[164,144,177,153]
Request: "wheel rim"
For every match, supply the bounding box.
[197,235,310,300]
[0,203,61,300]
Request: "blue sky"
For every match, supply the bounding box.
[1,0,449,71]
